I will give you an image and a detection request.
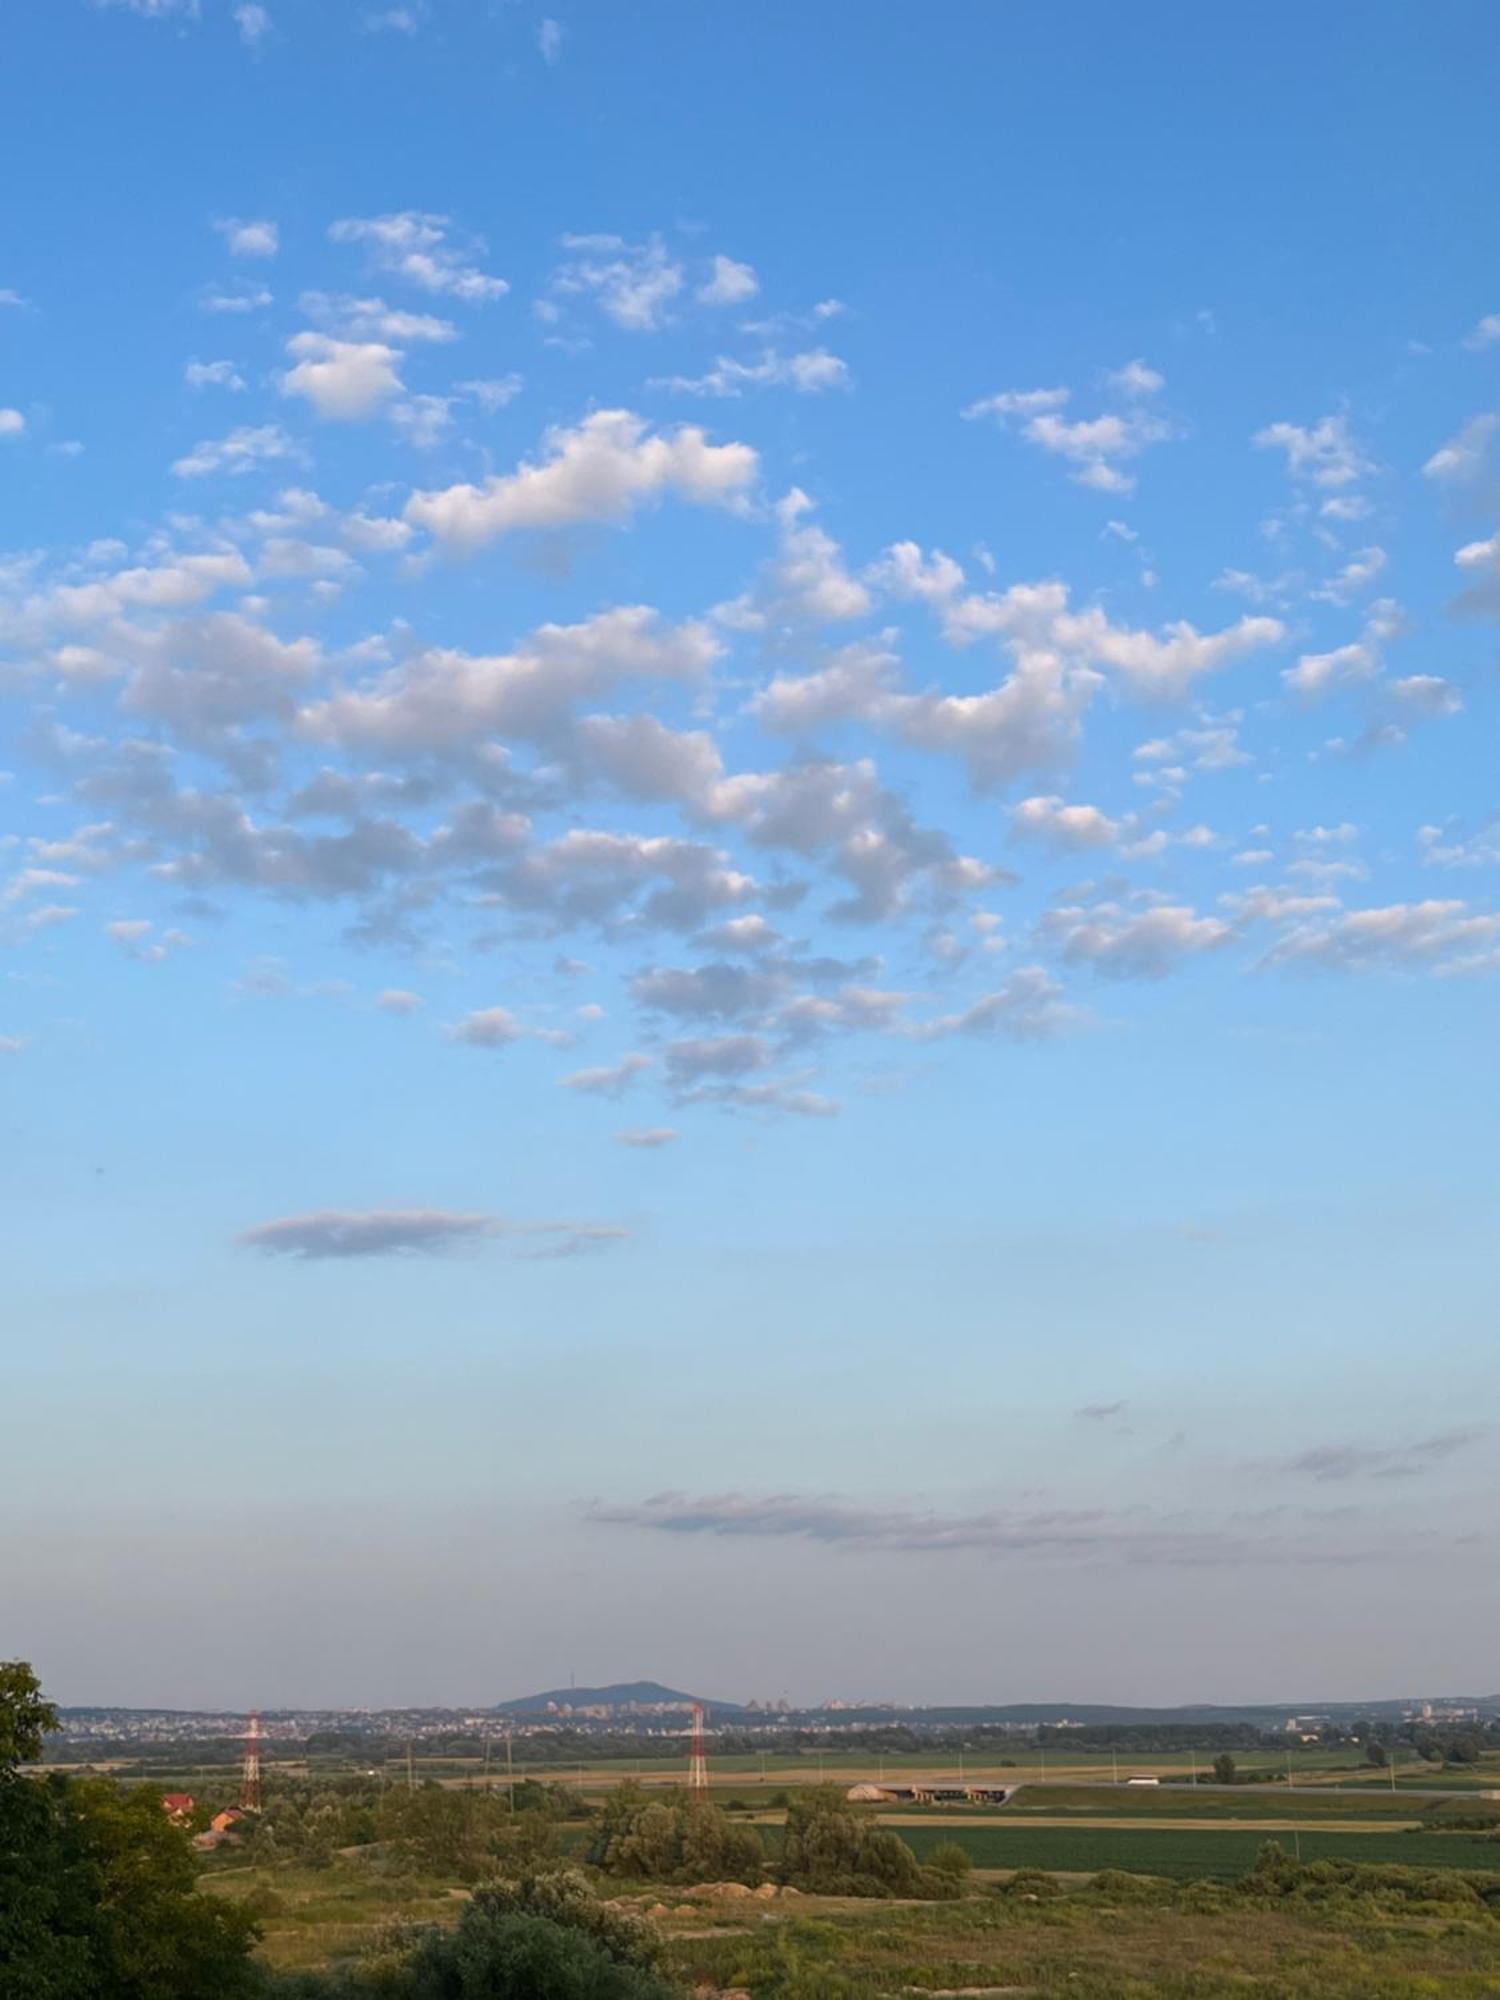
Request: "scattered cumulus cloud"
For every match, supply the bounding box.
[698,255,760,306]
[964,363,1172,493]
[215,217,278,259]
[233,4,272,45]
[170,423,298,477]
[239,1208,504,1258]
[1277,1430,1484,1481]
[329,212,508,302]
[404,409,757,548]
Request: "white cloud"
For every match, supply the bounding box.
[1010,794,1122,851]
[1423,411,1500,487]
[911,965,1077,1040]
[216,216,278,258]
[697,255,759,306]
[754,639,899,733]
[537,16,563,63]
[563,1053,653,1096]
[389,393,454,449]
[458,374,523,411]
[170,423,298,478]
[1282,640,1380,702]
[965,370,1171,493]
[1390,674,1461,718]
[1282,599,1401,701]
[329,212,507,302]
[1313,546,1387,605]
[121,612,321,733]
[1254,413,1371,488]
[280,332,404,420]
[92,0,200,15]
[1107,357,1165,398]
[1462,312,1500,350]
[363,5,424,30]
[233,3,271,45]
[34,549,252,627]
[615,1126,677,1147]
[106,918,190,963]
[1267,900,1500,974]
[185,358,246,391]
[304,605,718,752]
[549,233,683,331]
[655,347,849,397]
[448,1006,526,1048]
[963,388,1069,419]
[241,1209,502,1257]
[1041,896,1232,978]
[200,282,273,315]
[0,409,25,439]
[301,292,456,343]
[735,489,870,627]
[404,409,757,549]
[1454,528,1500,617]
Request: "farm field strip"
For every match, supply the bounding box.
[894,1821,1500,1880]
[877,1812,1423,1833]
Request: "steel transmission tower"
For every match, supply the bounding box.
[687,1702,709,1799]
[239,1711,263,1812]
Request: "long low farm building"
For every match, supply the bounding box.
[847,1782,1013,1805]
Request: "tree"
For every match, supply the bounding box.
[269,1869,675,1999]
[1212,1754,1237,1786]
[1365,1739,1389,1769]
[0,1661,261,1999]
[926,1840,973,1889]
[779,1789,930,1898]
[594,1787,763,1886]
[0,1662,57,1769]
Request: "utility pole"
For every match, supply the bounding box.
[482,1738,492,1795]
[406,1742,415,1794]
[1112,1748,1119,1787]
[1190,1749,1198,1787]
[506,1731,515,1815]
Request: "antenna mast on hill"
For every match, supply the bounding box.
[687,1702,709,1800]
[239,1712,263,1812]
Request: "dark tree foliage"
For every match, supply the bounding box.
[0,1663,58,1768]
[0,1662,261,2000]
[588,1785,763,1885]
[269,1869,676,2000]
[1035,1722,1281,1751]
[777,1788,955,1900]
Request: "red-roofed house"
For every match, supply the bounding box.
[160,1793,195,1824]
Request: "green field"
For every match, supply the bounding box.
[897,1819,1500,1879]
[997,1782,1428,1820]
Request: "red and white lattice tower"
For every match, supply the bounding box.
[687,1702,709,1800]
[239,1711,263,1812]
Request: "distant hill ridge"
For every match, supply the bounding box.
[492,1680,742,1714]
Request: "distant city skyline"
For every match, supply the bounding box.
[3,0,1498,1709]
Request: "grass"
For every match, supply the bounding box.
[895,1820,1500,1880]
[994,1783,1425,1821]
[658,1887,1500,1999]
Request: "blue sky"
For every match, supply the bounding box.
[3,0,1499,1710]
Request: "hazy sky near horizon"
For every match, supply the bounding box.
[3,0,1499,1712]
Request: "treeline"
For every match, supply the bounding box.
[1036,1723,1285,1751]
